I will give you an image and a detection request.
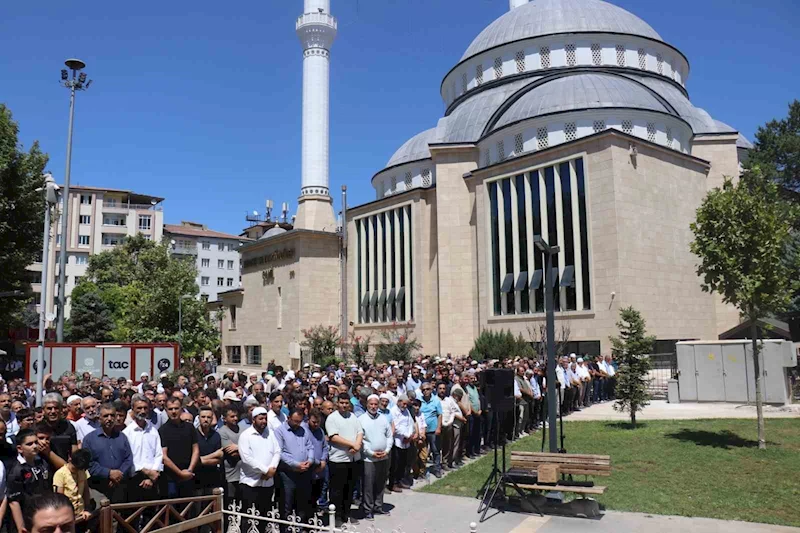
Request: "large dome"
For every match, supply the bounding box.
[461,0,661,61]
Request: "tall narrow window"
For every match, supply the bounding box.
[421,169,432,187]
[515,50,525,73]
[539,47,550,69]
[494,57,503,79]
[475,64,483,86]
[277,287,282,329]
[537,127,549,149]
[246,345,261,366]
[229,305,237,329]
[638,48,647,69]
[461,72,468,94]
[656,54,664,74]
[404,172,413,189]
[591,43,602,65]
[497,140,506,161]
[647,122,657,142]
[565,44,576,66]
[666,127,673,148]
[616,45,626,66]
[483,149,491,167]
[514,133,524,155]
[564,122,577,142]
[390,176,397,194]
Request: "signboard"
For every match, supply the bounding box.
[242,248,294,270]
[25,343,179,383]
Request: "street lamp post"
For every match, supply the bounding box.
[35,175,59,406]
[534,235,560,453]
[56,59,92,341]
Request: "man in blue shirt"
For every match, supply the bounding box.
[82,403,133,504]
[274,408,315,526]
[419,382,443,478]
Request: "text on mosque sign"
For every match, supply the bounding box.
[243,248,295,269]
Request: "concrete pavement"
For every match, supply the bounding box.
[566,399,800,421]
[367,491,800,533]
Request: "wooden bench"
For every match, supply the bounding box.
[509,451,612,497]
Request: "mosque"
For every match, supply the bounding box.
[216,0,752,371]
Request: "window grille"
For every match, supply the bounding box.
[539,47,550,69]
[461,72,468,93]
[483,149,491,167]
[494,57,503,79]
[564,122,577,142]
[537,127,549,149]
[591,44,602,65]
[657,54,663,74]
[647,122,656,143]
[621,119,633,134]
[565,44,576,66]
[390,176,397,193]
[421,168,432,187]
[666,127,673,148]
[593,120,606,133]
[497,140,506,161]
[475,64,483,86]
[515,50,525,73]
[514,133,524,154]
[638,48,647,70]
[616,45,626,66]
[404,172,413,189]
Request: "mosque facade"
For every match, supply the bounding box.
[217,0,751,371]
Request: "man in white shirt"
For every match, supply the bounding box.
[123,396,163,511]
[137,373,149,394]
[239,407,280,523]
[74,396,101,445]
[389,395,414,492]
[604,355,617,400]
[267,391,287,432]
[576,358,592,407]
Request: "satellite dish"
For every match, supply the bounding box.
[46,312,56,322]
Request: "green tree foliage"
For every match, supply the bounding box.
[469,329,535,362]
[68,235,219,357]
[301,325,341,367]
[690,171,799,448]
[609,306,655,427]
[0,105,49,330]
[66,286,113,342]
[746,100,800,193]
[375,323,421,364]
[345,331,372,368]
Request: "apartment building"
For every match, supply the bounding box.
[164,222,250,302]
[28,185,164,321]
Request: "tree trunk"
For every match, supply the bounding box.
[751,321,766,450]
[631,409,636,427]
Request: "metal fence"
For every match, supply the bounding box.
[645,352,677,399]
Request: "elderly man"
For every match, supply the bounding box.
[358,394,392,520]
[239,397,259,430]
[123,395,163,514]
[83,403,133,504]
[0,392,20,443]
[389,394,414,492]
[41,393,78,470]
[239,407,280,531]
[419,383,443,478]
[74,396,100,445]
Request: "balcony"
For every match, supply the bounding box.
[102,224,128,234]
[172,246,197,256]
[296,12,337,30]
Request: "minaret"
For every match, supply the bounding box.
[294,0,337,231]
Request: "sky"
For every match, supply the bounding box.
[2,0,799,236]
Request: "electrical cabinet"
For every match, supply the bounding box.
[676,340,797,405]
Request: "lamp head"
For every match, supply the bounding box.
[64,58,86,71]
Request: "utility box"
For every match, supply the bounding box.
[667,379,680,403]
[676,340,797,405]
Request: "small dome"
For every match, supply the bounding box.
[462,0,661,62]
[386,127,437,167]
[491,73,670,131]
[260,223,287,240]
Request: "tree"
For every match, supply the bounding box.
[375,323,421,364]
[70,235,219,357]
[690,172,800,449]
[609,306,655,427]
[66,286,113,342]
[301,325,341,368]
[344,331,372,368]
[469,329,535,362]
[527,321,572,360]
[0,105,49,331]
[746,100,800,193]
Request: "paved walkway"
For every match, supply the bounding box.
[368,492,800,533]
[566,399,800,421]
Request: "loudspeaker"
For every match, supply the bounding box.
[483,368,515,413]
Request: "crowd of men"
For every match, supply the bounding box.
[0,351,618,531]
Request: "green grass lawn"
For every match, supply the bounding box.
[421,418,800,527]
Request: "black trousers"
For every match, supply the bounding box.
[328,462,359,522]
[240,484,274,533]
[277,469,312,524]
[468,413,482,456]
